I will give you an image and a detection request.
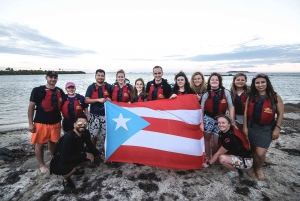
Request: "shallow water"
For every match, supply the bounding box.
[0,72,299,131]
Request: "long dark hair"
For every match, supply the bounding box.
[248,73,277,104]
[172,71,193,94]
[131,78,146,101]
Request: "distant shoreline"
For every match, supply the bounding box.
[0,69,86,75]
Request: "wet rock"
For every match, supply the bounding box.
[235,186,250,196]
[5,172,20,184]
[240,179,256,187]
[0,148,13,156]
[137,173,161,181]
[280,148,300,156]
[138,182,159,192]
[38,190,60,200]
[0,156,13,161]
[105,194,113,199]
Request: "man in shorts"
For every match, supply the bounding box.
[85,69,111,150]
[28,70,65,173]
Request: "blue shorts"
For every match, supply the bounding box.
[204,115,220,135]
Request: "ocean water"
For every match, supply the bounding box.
[0,72,299,131]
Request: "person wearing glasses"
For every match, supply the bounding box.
[230,73,250,130]
[50,114,101,190]
[28,71,65,174]
[243,73,283,181]
[146,66,171,101]
[201,72,235,160]
[61,82,89,133]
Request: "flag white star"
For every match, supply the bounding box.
[112,113,131,131]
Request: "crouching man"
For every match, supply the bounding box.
[50,114,100,189]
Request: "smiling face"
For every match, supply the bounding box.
[45,75,58,87]
[117,72,125,85]
[66,86,76,96]
[254,77,267,94]
[234,75,246,89]
[95,72,105,84]
[153,67,163,83]
[74,118,88,133]
[217,117,231,132]
[176,76,186,88]
[210,75,220,89]
[193,74,203,87]
[135,80,144,93]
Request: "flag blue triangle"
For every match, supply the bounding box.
[105,102,150,159]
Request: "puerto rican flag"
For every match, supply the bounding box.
[105,94,204,170]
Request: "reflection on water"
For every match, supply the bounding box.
[0,72,299,130]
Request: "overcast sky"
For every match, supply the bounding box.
[0,0,300,73]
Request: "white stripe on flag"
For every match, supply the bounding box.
[122,130,204,156]
[123,107,202,125]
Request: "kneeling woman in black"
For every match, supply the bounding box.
[202,115,253,180]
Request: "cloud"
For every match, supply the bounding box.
[0,23,96,58]
[181,44,300,64]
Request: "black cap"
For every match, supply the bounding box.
[46,71,58,77]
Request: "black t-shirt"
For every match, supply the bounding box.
[29,86,65,124]
[219,128,251,157]
[59,130,100,165]
[85,83,112,116]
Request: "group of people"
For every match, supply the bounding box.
[27,67,283,190]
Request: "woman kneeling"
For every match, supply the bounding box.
[202,115,253,179]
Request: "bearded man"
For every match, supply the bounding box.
[50,114,100,189]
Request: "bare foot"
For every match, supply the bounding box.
[256,169,265,181]
[247,169,256,178]
[40,166,49,174]
[100,154,105,161]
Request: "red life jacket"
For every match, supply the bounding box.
[132,94,145,103]
[232,127,251,151]
[112,84,131,102]
[247,97,275,124]
[91,83,110,99]
[61,94,83,119]
[204,90,228,117]
[233,92,247,115]
[148,84,165,101]
[39,86,63,112]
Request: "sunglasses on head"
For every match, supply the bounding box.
[253,73,267,79]
[76,122,87,126]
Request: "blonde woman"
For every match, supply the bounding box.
[230,73,250,130]
[190,71,206,101]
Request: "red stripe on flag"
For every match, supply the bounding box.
[113,94,201,111]
[143,117,202,139]
[106,145,204,170]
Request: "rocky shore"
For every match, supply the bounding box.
[0,104,299,201]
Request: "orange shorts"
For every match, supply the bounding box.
[30,122,61,144]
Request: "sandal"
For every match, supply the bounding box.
[223,170,239,180]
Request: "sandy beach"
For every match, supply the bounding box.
[0,105,299,201]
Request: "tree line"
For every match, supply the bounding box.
[0,68,85,75]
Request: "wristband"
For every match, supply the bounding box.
[275,125,281,130]
[206,161,212,167]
